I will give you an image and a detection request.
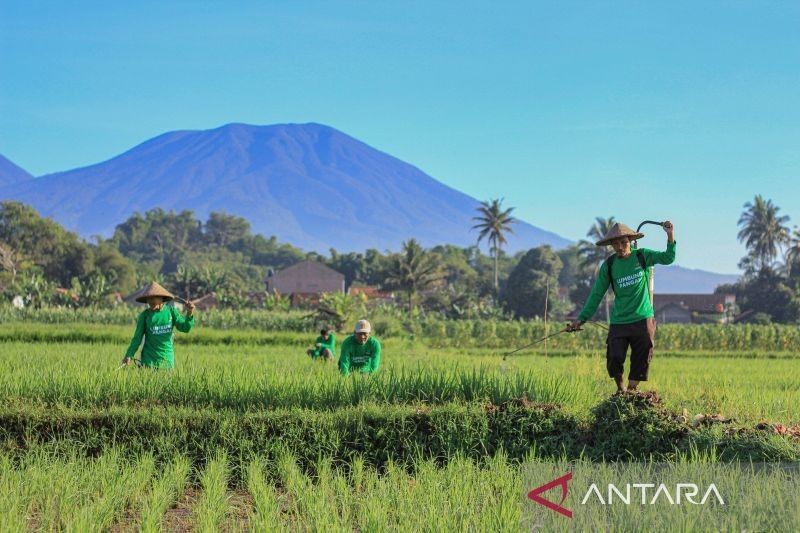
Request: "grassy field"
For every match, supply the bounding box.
[1,339,797,424]
[1,321,798,531]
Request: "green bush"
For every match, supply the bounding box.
[0,404,573,482]
[2,399,796,484]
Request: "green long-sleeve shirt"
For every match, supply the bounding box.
[311,333,336,359]
[578,242,677,324]
[124,305,195,368]
[338,335,381,376]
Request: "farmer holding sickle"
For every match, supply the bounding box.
[568,221,675,392]
[122,281,196,369]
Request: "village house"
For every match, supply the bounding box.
[265,260,345,300]
[653,293,736,324]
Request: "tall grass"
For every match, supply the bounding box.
[421,318,800,351]
[0,449,155,531]
[0,306,312,331]
[255,452,522,532]
[0,456,28,531]
[0,342,587,410]
[1,445,796,531]
[247,459,284,531]
[193,451,232,532]
[1,340,797,423]
[3,306,800,349]
[71,453,155,532]
[140,455,191,533]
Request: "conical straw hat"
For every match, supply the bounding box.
[135,281,175,303]
[595,223,645,246]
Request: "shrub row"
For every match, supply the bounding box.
[2,400,796,483]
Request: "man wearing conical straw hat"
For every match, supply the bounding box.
[568,221,675,393]
[121,281,196,369]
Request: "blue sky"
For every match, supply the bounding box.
[2,1,799,273]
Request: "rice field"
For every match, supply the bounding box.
[1,320,798,531]
[1,340,797,424]
[1,446,797,531]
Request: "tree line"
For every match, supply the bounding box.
[1,196,798,323]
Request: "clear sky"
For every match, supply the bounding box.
[2,1,799,273]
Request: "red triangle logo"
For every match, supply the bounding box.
[527,472,573,519]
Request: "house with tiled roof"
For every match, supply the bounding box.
[653,293,736,324]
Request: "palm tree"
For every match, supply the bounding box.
[472,199,516,293]
[577,216,617,271]
[577,216,617,322]
[784,226,800,278]
[382,239,441,318]
[737,195,790,271]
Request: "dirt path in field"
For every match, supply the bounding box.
[225,489,254,532]
[156,486,253,532]
[162,486,200,532]
[109,504,141,533]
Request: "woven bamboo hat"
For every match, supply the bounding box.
[135,281,175,303]
[354,319,371,333]
[596,223,644,246]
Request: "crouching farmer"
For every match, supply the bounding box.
[307,327,335,362]
[338,319,381,377]
[569,221,676,392]
[121,281,195,369]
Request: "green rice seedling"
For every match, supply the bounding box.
[265,453,522,531]
[13,449,142,530]
[1,326,798,425]
[71,454,156,532]
[193,451,232,533]
[246,459,285,532]
[0,456,28,531]
[139,455,191,533]
[275,452,320,529]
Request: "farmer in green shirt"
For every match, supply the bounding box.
[568,221,676,392]
[338,319,381,376]
[121,281,195,369]
[307,327,336,362]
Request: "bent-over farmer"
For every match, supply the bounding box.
[338,319,381,376]
[569,221,676,392]
[307,327,335,362]
[122,281,195,369]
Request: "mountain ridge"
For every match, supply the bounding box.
[1,122,570,252]
[0,123,738,292]
[0,153,34,187]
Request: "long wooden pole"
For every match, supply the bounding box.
[544,278,549,357]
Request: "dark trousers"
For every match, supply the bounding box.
[606,318,656,381]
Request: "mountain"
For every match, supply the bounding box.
[653,266,738,294]
[0,123,738,292]
[0,123,569,252]
[0,153,33,187]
